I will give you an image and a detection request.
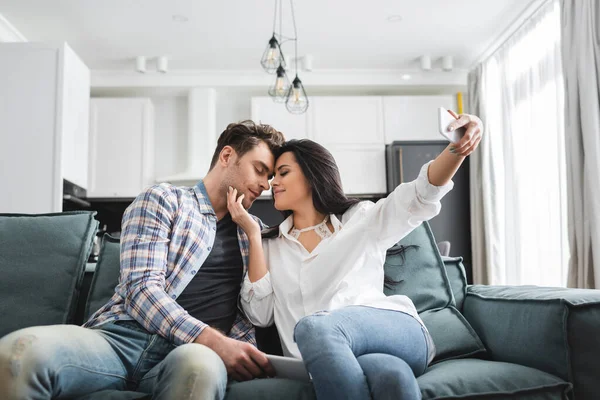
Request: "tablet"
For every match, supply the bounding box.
[266,354,311,382]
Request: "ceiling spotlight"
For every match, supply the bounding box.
[135,56,146,73]
[420,55,432,71]
[387,15,403,22]
[157,56,168,73]
[172,14,188,23]
[442,55,453,71]
[302,54,313,72]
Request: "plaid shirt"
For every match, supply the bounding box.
[84,181,266,347]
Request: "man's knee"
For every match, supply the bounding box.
[0,330,49,380]
[165,344,227,383]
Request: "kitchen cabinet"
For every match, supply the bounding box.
[383,95,457,142]
[329,145,387,195]
[0,42,90,213]
[87,98,154,198]
[311,97,384,146]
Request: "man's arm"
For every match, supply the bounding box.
[120,185,207,346]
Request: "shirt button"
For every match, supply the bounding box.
[212,227,216,231]
[191,270,197,274]
[207,246,212,251]
[114,316,119,320]
[171,295,176,299]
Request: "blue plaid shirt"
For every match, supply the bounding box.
[84,181,265,346]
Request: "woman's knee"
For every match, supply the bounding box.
[293,312,336,343]
[358,353,419,394]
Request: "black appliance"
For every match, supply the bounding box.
[386,141,472,282]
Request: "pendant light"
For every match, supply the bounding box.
[260,0,308,113]
[285,0,309,114]
[268,64,292,102]
[260,1,286,73]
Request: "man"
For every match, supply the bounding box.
[0,120,285,399]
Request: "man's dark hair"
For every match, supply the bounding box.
[209,120,285,170]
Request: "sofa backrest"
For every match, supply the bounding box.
[0,211,98,338]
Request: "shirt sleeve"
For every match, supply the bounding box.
[362,161,454,251]
[239,241,275,328]
[120,185,208,346]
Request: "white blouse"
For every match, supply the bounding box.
[240,161,453,363]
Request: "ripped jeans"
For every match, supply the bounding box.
[0,320,227,400]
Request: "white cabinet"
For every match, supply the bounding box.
[87,98,154,198]
[329,146,387,195]
[251,97,310,141]
[311,97,386,194]
[61,45,91,190]
[312,97,384,146]
[0,42,90,213]
[383,95,457,142]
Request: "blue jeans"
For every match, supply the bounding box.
[0,321,227,400]
[294,306,429,400]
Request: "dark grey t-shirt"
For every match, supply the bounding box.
[176,213,244,334]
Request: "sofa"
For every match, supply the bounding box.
[1,211,599,400]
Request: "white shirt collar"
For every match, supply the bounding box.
[278,213,343,240]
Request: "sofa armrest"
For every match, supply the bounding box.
[463,285,600,400]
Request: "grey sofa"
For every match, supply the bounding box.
[1,211,599,400]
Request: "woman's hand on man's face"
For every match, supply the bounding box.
[227,186,261,238]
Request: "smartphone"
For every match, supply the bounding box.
[438,107,466,143]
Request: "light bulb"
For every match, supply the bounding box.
[293,87,301,103]
[276,77,286,95]
[267,48,276,62]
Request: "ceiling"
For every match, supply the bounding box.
[0,0,539,72]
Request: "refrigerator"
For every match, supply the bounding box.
[386,141,472,283]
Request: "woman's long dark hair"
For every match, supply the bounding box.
[262,139,415,289]
[262,139,360,238]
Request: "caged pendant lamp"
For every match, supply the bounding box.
[268,64,292,102]
[285,0,308,114]
[260,1,286,73]
[260,0,308,113]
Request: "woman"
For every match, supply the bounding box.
[227,111,483,400]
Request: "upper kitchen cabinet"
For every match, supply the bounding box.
[87,98,154,198]
[0,43,90,213]
[312,97,384,146]
[383,95,457,142]
[251,97,310,141]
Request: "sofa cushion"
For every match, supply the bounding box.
[419,306,485,362]
[418,359,572,400]
[442,256,467,311]
[226,378,315,400]
[464,285,600,400]
[0,211,97,338]
[384,221,486,363]
[84,234,121,321]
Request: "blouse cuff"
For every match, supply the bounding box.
[240,271,274,302]
[416,161,455,202]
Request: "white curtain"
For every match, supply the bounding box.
[561,0,600,289]
[468,0,568,286]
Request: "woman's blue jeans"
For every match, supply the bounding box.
[294,306,429,400]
